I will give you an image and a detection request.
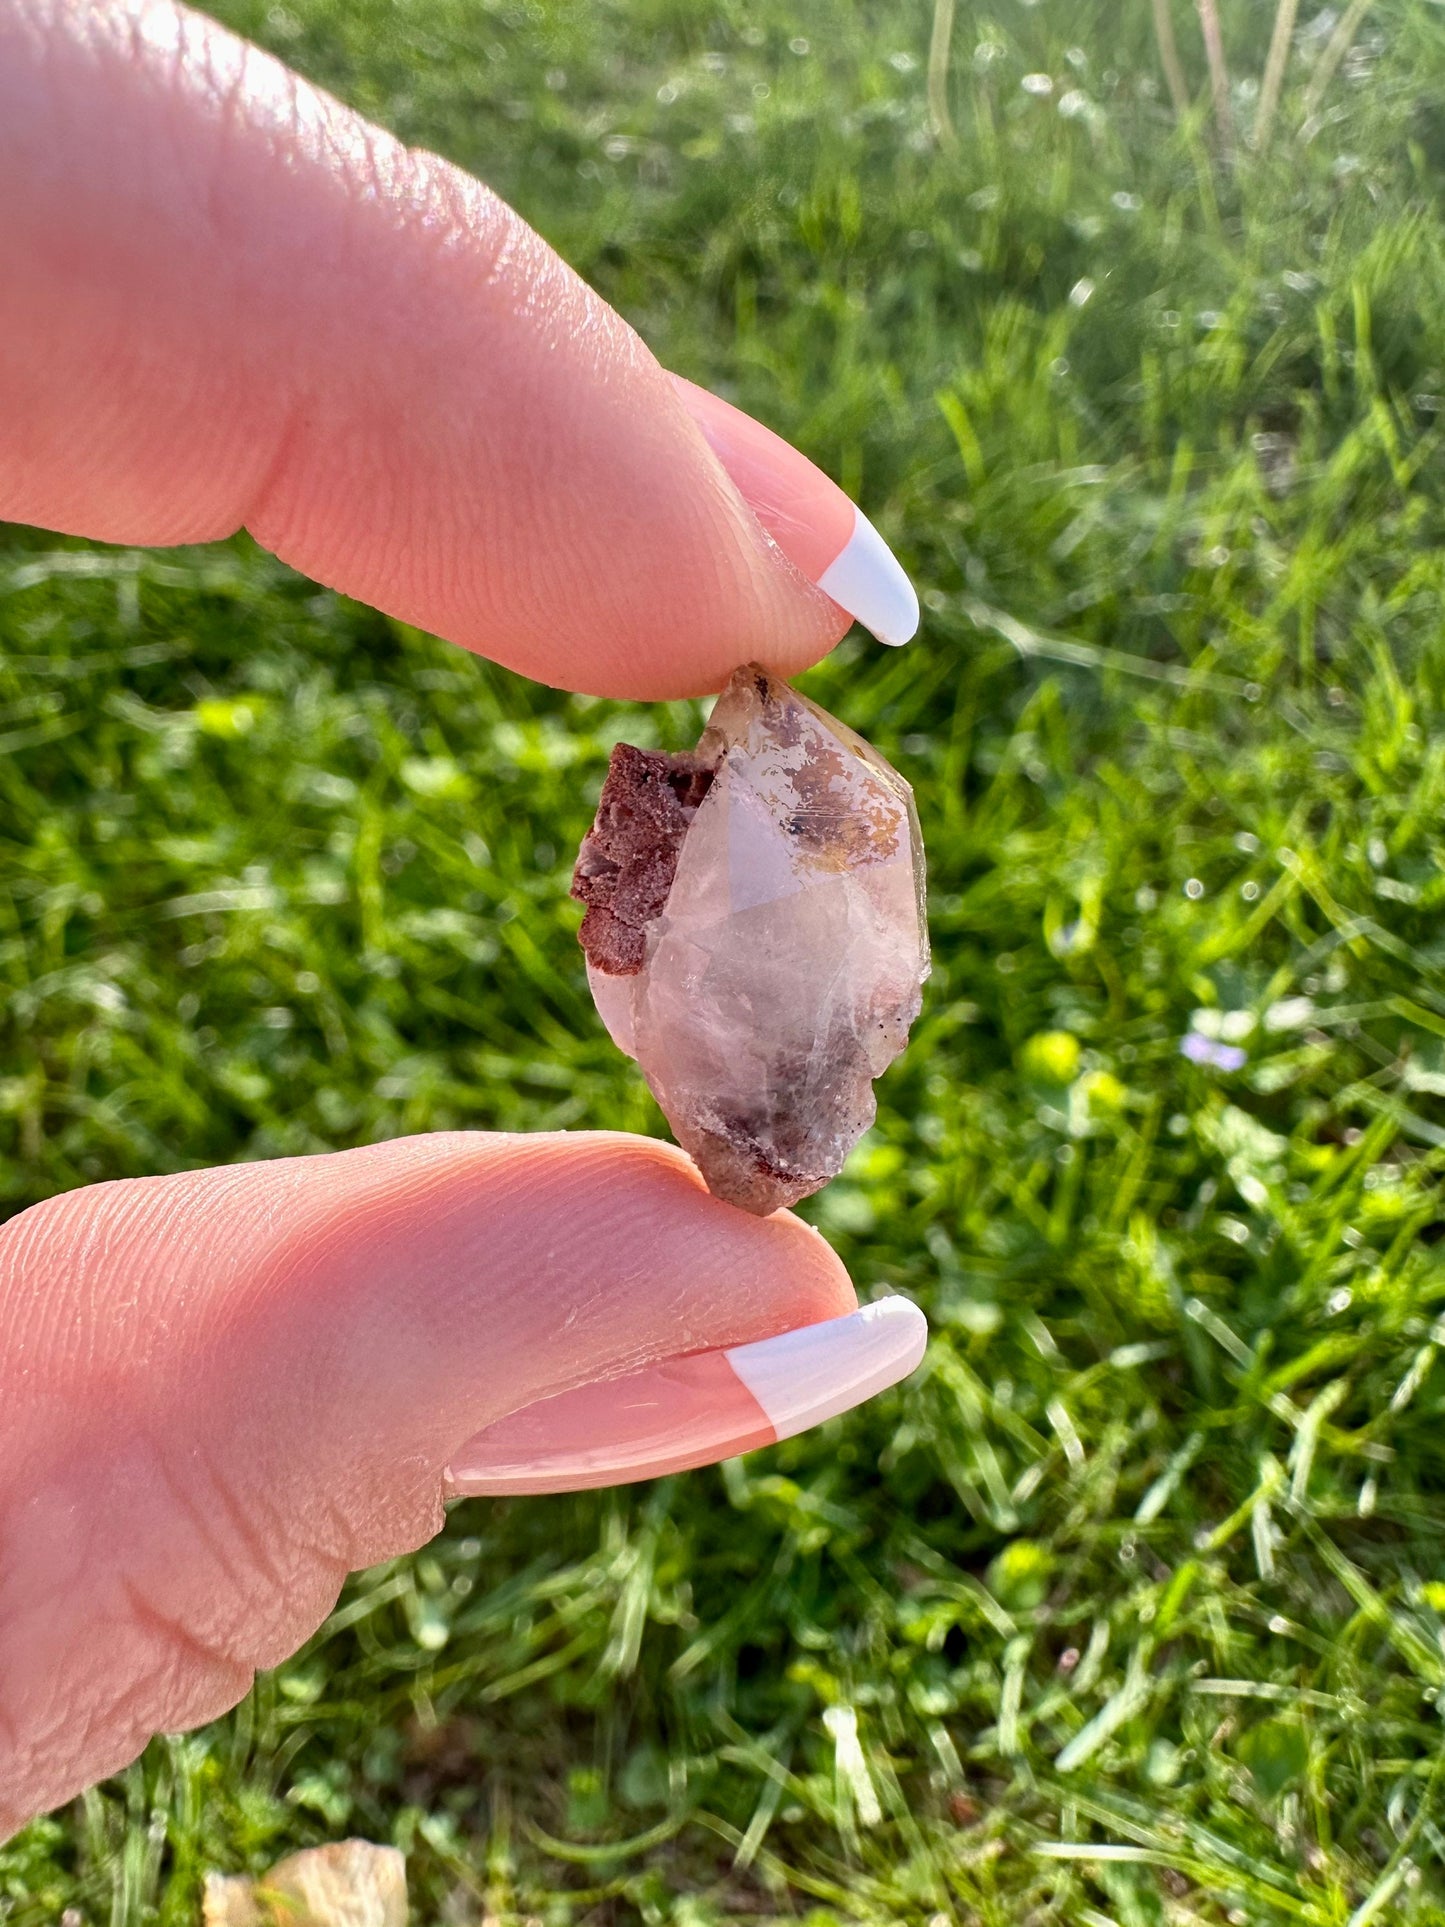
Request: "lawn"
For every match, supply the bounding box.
[5,0,1445,1919]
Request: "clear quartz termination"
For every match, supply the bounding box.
[572,664,929,1216]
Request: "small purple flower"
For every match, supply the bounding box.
[1180,1031,1247,1072]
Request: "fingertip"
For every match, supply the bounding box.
[0,1129,863,1825]
[671,374,921,660]
[520,1131,857,1336]
[0,0,850,702]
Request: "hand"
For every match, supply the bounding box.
[0,0,924,1839]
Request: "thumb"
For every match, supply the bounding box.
[0,1133,923,1835]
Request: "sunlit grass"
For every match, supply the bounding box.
[6,0,1445,1919]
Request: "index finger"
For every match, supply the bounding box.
[0,0,916,698]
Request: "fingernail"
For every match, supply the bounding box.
[671,375,920,647]
[444,1297,928,1497]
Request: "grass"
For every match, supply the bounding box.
[6,0,1445,1918]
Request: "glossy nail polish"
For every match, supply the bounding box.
[445,1298,928,1496]
[672,376,920,647]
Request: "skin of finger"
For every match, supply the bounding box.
[0,1132,852,1834]
[0,0,847,698]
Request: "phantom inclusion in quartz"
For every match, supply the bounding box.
[572,664,929,1215]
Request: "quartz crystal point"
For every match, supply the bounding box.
[572,664,929,1215]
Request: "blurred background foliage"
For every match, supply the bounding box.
[7,0,1445,1919]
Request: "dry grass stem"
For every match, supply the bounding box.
[1151,0,1193,122]
[928,0,959,152]
[1194,0,1235,153]
[1254,0,1300,153]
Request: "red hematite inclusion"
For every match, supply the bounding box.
[572,663,929,1216]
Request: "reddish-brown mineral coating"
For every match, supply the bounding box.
[571,745,714,975]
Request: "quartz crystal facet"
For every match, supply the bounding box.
[572,664,929,1216]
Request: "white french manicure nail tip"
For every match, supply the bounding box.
[443,1299,929,1498]
[815,506,920,647]
[726,1298,928,1441]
